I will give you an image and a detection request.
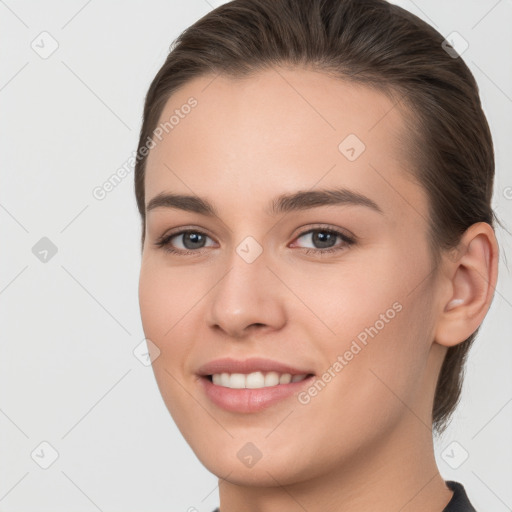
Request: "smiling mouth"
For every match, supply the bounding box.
[206,371,314,389]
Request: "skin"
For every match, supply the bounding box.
[138,67,498,512]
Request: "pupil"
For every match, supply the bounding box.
[184,232,205,249]
[314,231,335,249]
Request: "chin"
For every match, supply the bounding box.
[199,452,309,487]
[180,429,319,488]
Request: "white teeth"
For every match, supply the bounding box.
[229,373,247,389]
[264,371,280,387]
[210,371,309,389]
[279,373,292,384]
[220,372,230,387]
[246,371,265,388]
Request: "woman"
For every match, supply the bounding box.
[134,0,501,510]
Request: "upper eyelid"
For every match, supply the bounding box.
[296,225,353,237]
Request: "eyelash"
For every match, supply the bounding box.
[154,225,355,257]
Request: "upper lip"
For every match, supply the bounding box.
[197,357,314,376]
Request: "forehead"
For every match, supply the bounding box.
[144,66,426,221]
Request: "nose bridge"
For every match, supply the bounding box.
[206,235,286,336]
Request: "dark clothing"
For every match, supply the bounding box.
[211,479,477,511]
[443,480,477,511]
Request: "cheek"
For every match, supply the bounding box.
[138,264,194,425]
[297,250,434,422]
[138,263,190,396]
[314,293,434,435]
[138,259,197,340]
[138,269,168,341]
[283,254,402,341]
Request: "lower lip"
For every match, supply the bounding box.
[199,375,315,413]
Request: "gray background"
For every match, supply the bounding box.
[1,0,511,510]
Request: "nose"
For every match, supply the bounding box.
[205,245,287,339]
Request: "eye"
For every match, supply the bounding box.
[154,229,215,255]
[291,226,355,256]
[154,225,355,257]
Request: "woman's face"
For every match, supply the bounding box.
[139,67,447,485]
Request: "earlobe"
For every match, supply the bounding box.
[434,222,499,347]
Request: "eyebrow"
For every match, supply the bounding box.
[146,187,383,217]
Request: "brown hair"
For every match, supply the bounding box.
[134,0,502,435]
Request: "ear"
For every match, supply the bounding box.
[434,222,499,347]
